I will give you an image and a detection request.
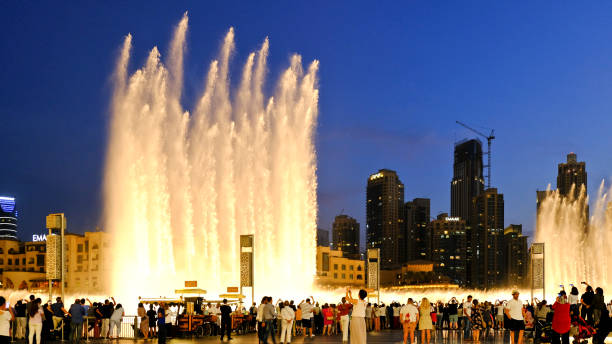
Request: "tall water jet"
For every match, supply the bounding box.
[536,182,612,295]
[104,14,319,301]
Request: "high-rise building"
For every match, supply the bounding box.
[451,139,485,222]
[451,139,484,287]
[316,228,330,247]
[332,215,360,258]
[366,169,405,269]
[405,198,431,261]
[430,213,467,285]
[472,188,504,288]
[504,224,528,287]
[0,196,18,240]
[557,153,587,199]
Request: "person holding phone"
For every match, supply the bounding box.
[552,291,571,344]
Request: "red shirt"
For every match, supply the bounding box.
[337,303,352,317]
[552,302,570,334]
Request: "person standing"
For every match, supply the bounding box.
[581,285,595,324]
[0,296,14,344]
[505,290,526,344]
[400,298,419,344]
[419,298,434,344]
[69,299,85,343]
[15,300,27,339]
[463,296,473,339]
[471,300,485,343]
[157,303,166,344]
[263,297,277,344]
[146,305,157,337]
[299,297,315,338]
[346,289,367,344]
[109,304,124,339]
[28,299,44,344]
[100,298,116,339]
[137,303,149,339]
[448,298,459,330]
[592,288,606,325]
[552,291,571,344]
[337,297,352,343]
[280,301,294,344]
[219,299,232,342]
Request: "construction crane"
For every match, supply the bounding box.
[456,121,495,189]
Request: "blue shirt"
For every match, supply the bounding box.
[157,308,165,326]
[69,304,86,324]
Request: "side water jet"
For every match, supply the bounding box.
[536,182,612,295]
[104,14,319,302]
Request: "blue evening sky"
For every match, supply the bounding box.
[2,1,612,242]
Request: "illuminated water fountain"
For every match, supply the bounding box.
[536,183,612,295]
[104,14,319,301]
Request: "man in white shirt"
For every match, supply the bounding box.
[463,295,472,339]
[400,299,419,344]
[280,301,295,344]
[299,297,315,338]
[504,290,526,344]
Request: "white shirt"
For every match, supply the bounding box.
[301,303,314,319]
[256,304,265,322]
[111,307,124,321]
[0,310,11,336]
[29,308,44,324]
[352,300,366,317]
[376,307,386,317]
[463,301,472,316]
[568,294,579,305]
[280,307,295,321]
[505,298,524,320]
[400,304,419,323]
[393,306,400,317]
[365,306,372,317]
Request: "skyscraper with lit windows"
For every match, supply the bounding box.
[0,196,18,240]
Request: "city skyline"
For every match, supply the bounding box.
[3,2,612,242]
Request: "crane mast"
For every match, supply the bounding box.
[455,121,495,189]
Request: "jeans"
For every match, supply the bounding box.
[340,315,350,342]
[157,323,166,344]
[280,320,293,343]
[264,319,276,344]
[220,318,231,340]
[101,318,110,337]
[70,322,83,343]
[463,316,471,338]
[28,323,42,344]
[109,319,121,337]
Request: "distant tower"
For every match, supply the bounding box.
[557,153,587,200]
[0,196,18,240]
[332,215,360,258]
[431,213,467,285]
[366,169,405,269]
[504,224,528,287]
[472,188,504,289]
[404,198,431,261]
[451,139,484,287]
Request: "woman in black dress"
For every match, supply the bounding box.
[471,300,486,343]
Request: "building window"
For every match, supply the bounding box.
[357,274,363,280]
[334,273,338,279]
[77,255,83,264]
[85,241,89,251]
[15,259,18,266]
[342,274,346,279]
[22,258,25,265]
[322,253,329,271]
[342,264,346,270]
[77,244,83,253]
[36,255,44,266]
[334,264,338,270]
[0,259,3,265]
[8,259,11,265]
[350,265,354,271]
[357,265,362,271]
[350,274,353,279]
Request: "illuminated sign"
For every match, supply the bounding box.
[369,173,384,181]
[445,217,460,222]
[33,234,47,242]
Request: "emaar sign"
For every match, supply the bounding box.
[33,234,47,242]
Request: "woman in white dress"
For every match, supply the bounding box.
[346,288,367,344]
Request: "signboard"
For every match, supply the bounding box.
[46,234,62,280]
[240,235,254,287]
[46,214,65,230]
[227,287,239,293]
[184,281,197,288]
[33,234,47,242]
[367,248,380,291]
[532,258,544,289]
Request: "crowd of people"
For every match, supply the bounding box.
[0,283,610,344]
[0,295,126,344]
